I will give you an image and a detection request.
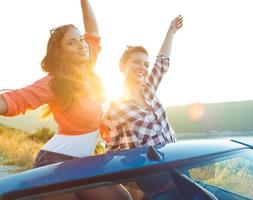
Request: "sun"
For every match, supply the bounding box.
[101,73,124,101]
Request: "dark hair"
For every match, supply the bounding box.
[41,24,104,111]
[119,46,149,70]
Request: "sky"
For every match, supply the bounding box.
[0,0,253,107]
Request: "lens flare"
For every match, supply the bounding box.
[187,103,205,122]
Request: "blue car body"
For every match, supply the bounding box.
[0,138,252,200]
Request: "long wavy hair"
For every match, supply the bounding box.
[41,24,104,112]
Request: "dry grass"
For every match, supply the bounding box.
[0,125,106,175]
[0,126,43,172]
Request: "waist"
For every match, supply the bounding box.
[58,129,99,136]
[42,130,100,158]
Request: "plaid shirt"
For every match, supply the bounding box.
[106,55,176,151]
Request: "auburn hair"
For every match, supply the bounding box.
[41,24,104,111]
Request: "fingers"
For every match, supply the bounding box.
[175,15,183,29]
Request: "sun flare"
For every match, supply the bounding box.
[101,75,124,101]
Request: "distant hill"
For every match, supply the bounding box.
[166,100,253,133]
[0,106,57,132]
[0,100,253,134]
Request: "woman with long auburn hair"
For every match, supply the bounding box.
[0,0,107,167]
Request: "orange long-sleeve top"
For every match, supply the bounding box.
[2,33,103,136]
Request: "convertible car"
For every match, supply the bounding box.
[0,138,252,200]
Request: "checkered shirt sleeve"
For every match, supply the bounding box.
[145,55,170,92]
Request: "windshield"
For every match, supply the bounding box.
[176,149,253,199]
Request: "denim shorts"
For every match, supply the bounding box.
[33,149,78,168]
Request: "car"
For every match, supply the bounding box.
[0,138,252,200]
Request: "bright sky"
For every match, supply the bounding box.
[0,0,253,107]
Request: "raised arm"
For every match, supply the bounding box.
[158,15,183,57]
[80,0,99,36]
[0,95,7,115]
[145,15,183,92]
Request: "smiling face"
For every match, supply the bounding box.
[61,27,89,65]
[121,51,149,85]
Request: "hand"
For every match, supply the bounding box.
[169,15,183,34]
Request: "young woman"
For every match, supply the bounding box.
[0,0,107,168]
[103,15,183,200]
[106,15,183,151]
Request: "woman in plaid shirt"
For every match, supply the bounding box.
[106,15,183,151]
